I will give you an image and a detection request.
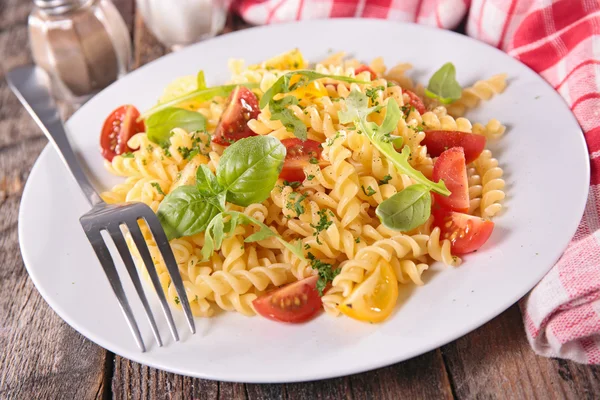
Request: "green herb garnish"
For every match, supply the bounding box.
[425,63,462,104]
[376,184,431,231]
[361,185,376,196]
[151,182,166,196]
[307,252,340,295]
[145,107,207,147]
[379,175,392,185]
[121,152,134,158]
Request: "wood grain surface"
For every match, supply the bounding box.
[1,1,599,399]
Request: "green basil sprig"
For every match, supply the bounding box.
[375,184,431,231]
[157,136,285,240]
[260,70,368,141]
[146,107,207,147]
[425,63,462,104]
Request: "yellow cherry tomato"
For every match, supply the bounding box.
[263,48,306,70]
[288,74,328,107]
[339,260,399,323]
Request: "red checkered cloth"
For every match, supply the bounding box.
[234,0,600,364]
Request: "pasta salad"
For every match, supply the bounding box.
[99,49,507,324]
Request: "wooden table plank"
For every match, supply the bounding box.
[441,305,600,399]
[0,2,111,398]
[3,1,600,399]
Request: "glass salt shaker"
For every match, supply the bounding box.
[136,0,231,50]
[28,0,132,105]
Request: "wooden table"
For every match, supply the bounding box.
[1,1,600,398]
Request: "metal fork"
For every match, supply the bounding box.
[7,65,195,352]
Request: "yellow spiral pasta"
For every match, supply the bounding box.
[446,74,508,117]
[473,149,506,219]
[101,51,508,322]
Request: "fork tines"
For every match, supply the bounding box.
[80,202,195,352]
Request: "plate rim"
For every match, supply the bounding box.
[18,18,590,383]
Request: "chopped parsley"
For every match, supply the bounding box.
[121,152,134,158]
[160,143,172,157]
[283,180,302,189]
[326,131,342,146]
[174,296,180,305]
[286,192,307,217]
[387,81,397,87]
[307,252,340,295]
[304,243,311,250]
[309,156,319,165]
[401,104,415,116]
[306,174,315,181]
[151,182,165,196]
[310,209,333,244]
[365,86,385,105]
[379,175,392,185]
[361,185,376,196]
[355,237,361,243]
[146,144,154,152]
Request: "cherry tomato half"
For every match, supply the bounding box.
[403,89,426,115]
[279,138,324,182]
[100,105,145,161]
[432,208,494,255]
[433,147,469,213]
[213,86,260,146]
[355,65,378,80]
[423,130,486,164]
[253,275,322,323]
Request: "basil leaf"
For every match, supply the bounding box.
[146,107,206,147]
[140,83,259,120]
[425,63,462,104]
[157,186,221,240]
[339,90,450,196]
[216,136,286,206]
[376,184,431,231]
[196,164,222,195]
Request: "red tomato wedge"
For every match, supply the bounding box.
[253,275,322,323]
[100,105,145,161]
[213,86,260,146]
[403,89,426,114]
[433,147,469,213]
[279,138,324,182]
[432,208,494,255]
[423,130,486,164]
[355,65,378,80]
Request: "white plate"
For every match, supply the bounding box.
[19,19,589,383]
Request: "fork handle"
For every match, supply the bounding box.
[6,65,103,206]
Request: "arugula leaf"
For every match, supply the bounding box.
[140,83,259,120]
[425,63,462,104]
[146,107,206,147]
[260,70,367,108]
[196,70,207,90]
[339,90,450,196]
[196,164,222,196]
[260,71,367,140]
[376,184,431,231]
[269,96,307,141]
[157,186,221,240]
[216,136,286,206]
